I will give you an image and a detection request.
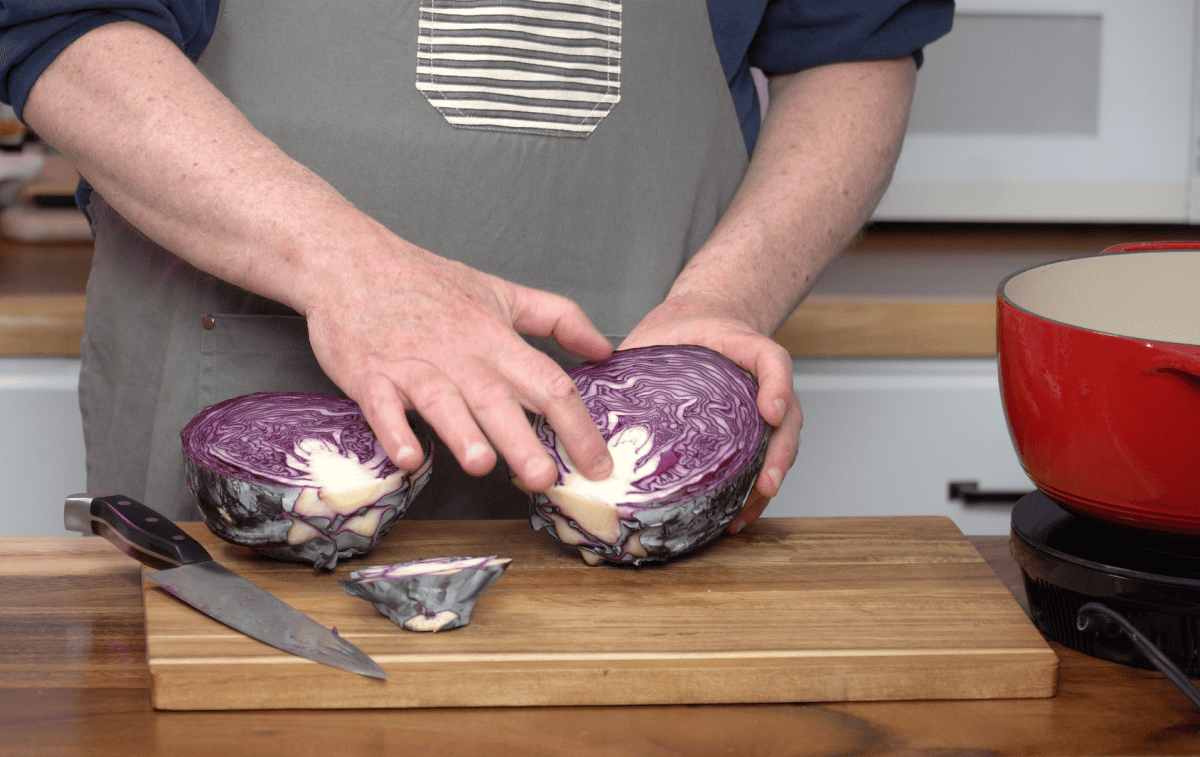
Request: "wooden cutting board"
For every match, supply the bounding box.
[141,516,1058,710]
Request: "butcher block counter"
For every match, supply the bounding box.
[6,222,1200,357]
[4,526,1199,757]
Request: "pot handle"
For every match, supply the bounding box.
[1145,346,1200,386]
[1102,241,1200,254]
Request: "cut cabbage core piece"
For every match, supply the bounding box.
[340,556,512,632]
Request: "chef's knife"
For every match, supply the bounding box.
[64,493,387,680]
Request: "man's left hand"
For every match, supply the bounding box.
[619,291,801,534]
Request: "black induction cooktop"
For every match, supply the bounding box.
[1010,491,1200,677]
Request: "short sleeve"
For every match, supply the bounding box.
[0,1,219,119]
[749,0,955,75]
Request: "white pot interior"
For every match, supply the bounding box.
[1001,251,1200,346]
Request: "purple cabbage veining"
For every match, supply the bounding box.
[523,345,769,565]
[181,392,433,570]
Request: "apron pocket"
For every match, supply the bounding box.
[198,314,343,409]
[416,0,621,138]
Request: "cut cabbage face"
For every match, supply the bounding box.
[340,556,512,632]
[182,392,433,570]
[519,345,769,565]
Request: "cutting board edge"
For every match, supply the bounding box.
[147,647,1060,711]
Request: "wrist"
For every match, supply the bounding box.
[667,239,799,337]
[652,287,773,338]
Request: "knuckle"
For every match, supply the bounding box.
[769,340,791,362]
[465,377,516,411]
[410,381,460,412]
[541,370,581,405]
[355,385,394,415]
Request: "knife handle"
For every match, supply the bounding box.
[64,493,212,569]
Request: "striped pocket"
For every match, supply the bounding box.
[416,0,622,138]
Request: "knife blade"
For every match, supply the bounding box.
[64,493,387,680]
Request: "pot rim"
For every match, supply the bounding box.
[996,247,1200,349]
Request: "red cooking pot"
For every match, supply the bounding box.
[997,242,1200,534]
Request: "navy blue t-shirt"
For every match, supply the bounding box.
[0,0,953,154]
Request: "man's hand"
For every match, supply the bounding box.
[618,291,800,534]
[304,239,614,489]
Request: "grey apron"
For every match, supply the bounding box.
[79,0,749,521]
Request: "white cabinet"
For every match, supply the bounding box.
[0,358,86,536]
[771,358,1032,535]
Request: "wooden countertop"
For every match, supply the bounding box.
[0,237,90,356]
[4,529,1198,756]
[777,222,1200,356]
[3,222,1200,357]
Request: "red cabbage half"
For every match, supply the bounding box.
[522,345,769,565]
[181,392,433,570]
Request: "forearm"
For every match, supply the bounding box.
[667,56,917,336]
[22,20,616,486]
[22,21,392,315]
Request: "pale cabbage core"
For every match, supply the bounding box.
[555,421,662,506]
[284,436,406,519]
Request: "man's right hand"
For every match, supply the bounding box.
[24,20,614,489]
[303,232,615,489]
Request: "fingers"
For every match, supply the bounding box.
[727,489,771,535]
[355,351,608,492]
[350,373,426,470]
[506,286,615,480]
[762,389,802,490]
[495,346,612,483]
[352,369,488,474]
[306,265,610,490]
[714,334,794,427]
[452,357,564,488]
[509,284,614,363]
[727,389,802,535]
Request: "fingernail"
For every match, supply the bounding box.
[593,456,614,479]
[393,446,416,470]
[768,468,783,493]
[729,518,746,535]
[774,399,787,421]
[465,443,489,463]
